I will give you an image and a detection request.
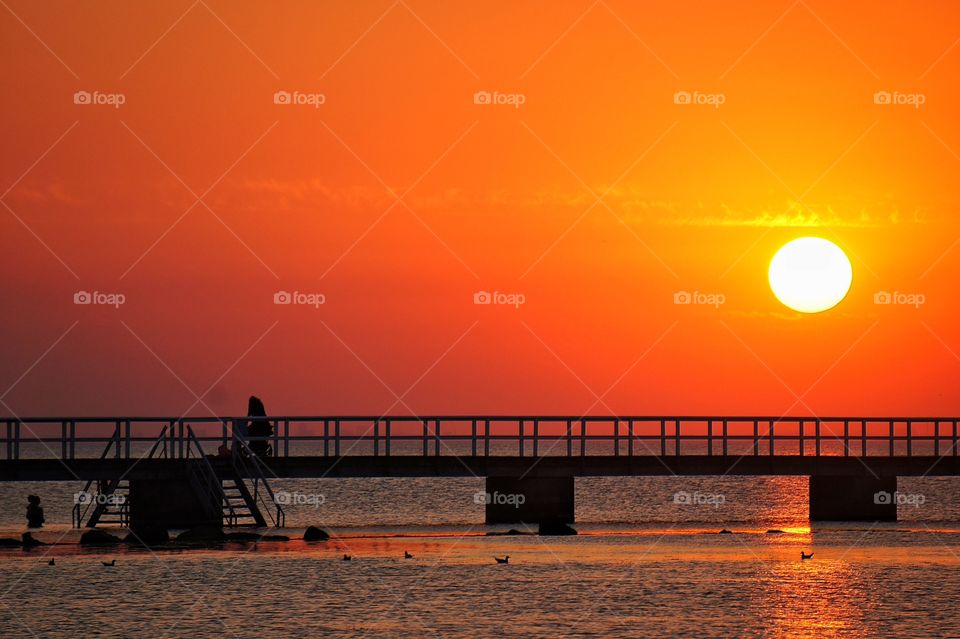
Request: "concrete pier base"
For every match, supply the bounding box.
[809,475,897,522]
[129,477,221,530]
[484,476,574,524]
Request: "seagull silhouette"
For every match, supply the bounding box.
[102,559,116,567]
[800,551,814,560]
[404,551,413,559]
[342,554,352,561]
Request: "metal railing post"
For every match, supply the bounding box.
[533,419,539,457]
[471,419,477,457]
[566,420,572,457]
[335,419,341,457]
[753,420,759,456]
[434,420,441,457]
[707,420,712,456]
[907,420,912,457]
[769,421,775,457]
[861,420,867,457]
[484,419,490,457]
[935,421,940,457]
[385,419,391,457]
[323,419,329,457]
[614,419,620,457]
[889,420,894,456]
[813,420,819,456]
[628,420,634,457]
[843,420,849,457]
[799,419,804,456]
[660,419,666,457]
[284,420,290,457]
[722,420,728,456]
[675,419,681,456]
[519,419,524,457]
[373,419,379,457]
[422,419,428,457]
[581,420,586,457]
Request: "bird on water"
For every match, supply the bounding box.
[494,556,510,564]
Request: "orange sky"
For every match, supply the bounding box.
[1,1,958,417]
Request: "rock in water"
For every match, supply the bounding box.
[79,530,122,545]
[303,526,330,542]
[538,522,578,536]
[21,533,42,547]
[175,526,226,543]
[0,538,21,547]
[124,527,170,546]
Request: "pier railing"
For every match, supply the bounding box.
[2,416,960,461]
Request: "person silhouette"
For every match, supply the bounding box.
[26,495,44,528]
[246,395,273,457]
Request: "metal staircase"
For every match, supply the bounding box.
[185,426,284,528]
[72,425,166,528]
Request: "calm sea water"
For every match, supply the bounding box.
[2,476,960,637]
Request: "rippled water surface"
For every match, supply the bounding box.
[2,476,960,637]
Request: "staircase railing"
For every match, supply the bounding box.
[185,426,233,525]
[232,433,285,527]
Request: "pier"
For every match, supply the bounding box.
[2,415,958,526]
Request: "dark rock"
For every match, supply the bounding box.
[303,526,330,542]
[175,526,226,543]
[21,533,42,547]
[79,530,121,545]
[538,522,578,536]
[124,527,170,546]
[485,528,530,536]
[0,538,21,547]
[718,529,734,535]
[766,529,785,534]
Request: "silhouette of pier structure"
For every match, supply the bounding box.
[2,415,959,526]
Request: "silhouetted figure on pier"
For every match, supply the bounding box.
[26,495,44,528]
[246,395,273,457]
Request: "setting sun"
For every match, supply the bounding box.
[768,237,853,314]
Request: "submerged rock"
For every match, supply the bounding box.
[175,526,226,543]
[718,529,734,535]
[303,526,330,542]
[21,533,42,547]
[80,530,121,545]
[124,527,170,546]
[486,529,529,536]
[538,522,578,536]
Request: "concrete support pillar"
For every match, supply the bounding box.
[484,476,574,524]
[129,477,221,530]
[809,475,897,522]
